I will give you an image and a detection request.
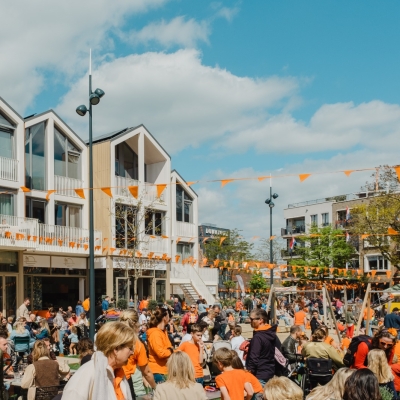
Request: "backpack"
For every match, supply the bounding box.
[343,335,372,367]
[274,346,290,377]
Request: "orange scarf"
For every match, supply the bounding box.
[113,368,126,400]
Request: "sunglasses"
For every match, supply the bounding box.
[190,307,196,309]
[250,317,260,322]
[380,341,393,348]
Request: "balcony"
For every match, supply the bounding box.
[0,156,18,181]
[198,267,219,285]
[335,220,352,229]
[175,221,197,238]
[282,225,306,235]
[0,214,38,249]
[114,175,139,200]
[281,249,301,258]
[37,224,103,255]
[54,175,84,198]
[143,184,166,204]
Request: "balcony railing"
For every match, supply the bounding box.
[282,225,306,235]
[37,224,102,254]
[143,184,165,204]
[198,267,219,284]
[0,214,38,249]
[0,156,18,181]
[114,175,139,199]
[54,175,84,198]
[281,249,301,257]
[142,235,169,255]
[335,220,352,229]
[175,221,197,238]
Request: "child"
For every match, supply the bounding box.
[230,326,246,365]
[68,326,79,355]
[213,347,256,400]
[179,323,205,385]
[227,312,235,323]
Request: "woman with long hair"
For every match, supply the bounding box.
[120,309,156,398]
[372,327,397,365]
[147,307,174,384]
[21,340,70,400]
[368,349,398,400]
[306,367,354,400]
[36,320,50,340]
[10,321,35,352]
[343,368,382,400]
[76,337,94,365]
[153,351,206,400]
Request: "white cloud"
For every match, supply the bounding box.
[56,49,299,151]
[215,7,240,22]
[0,0,167,111]
[124,16,210,48]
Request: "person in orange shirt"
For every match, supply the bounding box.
[179,323,204,384]
[363,307,375,336]
[235,299,243,312]
[294,307,308,332]
[119,309,156,397]
[147,307,174,384]
[214,347,256,400]
[82,295,90,314]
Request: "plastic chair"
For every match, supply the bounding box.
[35,385,65,400]
[13,336,31,354]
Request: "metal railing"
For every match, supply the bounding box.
[54,175,84,198]
[282,225,306,235]
[0,214,38,249]
[114,175,139,199]
[198,267,219,284]
[142,235,169,254]
[0,156,18,181]
[175,221,197,238]
[37,224,102,254]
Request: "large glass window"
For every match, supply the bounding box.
[115,143,138,180]
[321,213,329,226]
[115,204,137,249]
[176,185,193,223]
[176,243,193,261]
[25,122,46,190]
[55,203,81,227]
[0,193,14,216]
[26,198,46,223]
[366,255,389,271]
[310,214,318,226]
[145,210,164,236]
[54,127,81,180]
[0,113,14,159]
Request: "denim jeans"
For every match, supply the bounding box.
[154,373,167,384]
[258,379,266,387]
[195,378,204,386]
[59,330,66,354]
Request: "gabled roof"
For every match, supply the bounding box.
[88,124,171,159]
[0,97,24,120]
[172,169,198,197]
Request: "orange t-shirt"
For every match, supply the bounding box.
[341,337,351,351]
[123,340,148,379]
[294,311,306,326]
[179,342,203,378]
[215,369,255,400]
[363,308,374,320]
[324,335,334,346]
[244,371,263,393]
[147,328,173,375]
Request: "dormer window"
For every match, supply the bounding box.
[0,112,14,159]
[176,185,193,223]
[54,127,81,180]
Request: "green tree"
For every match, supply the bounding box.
[351,165,400,269]
[223,280,236,298]
[249,273,268,293]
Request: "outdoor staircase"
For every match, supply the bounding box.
[179,283,200,304]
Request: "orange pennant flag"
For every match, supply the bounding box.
[156,184,167,198]
[394,166,400,182]
[357,269,362,275]
[258,176,268,182]
[128,186,138,198]
[220,237,226,245]
[83,244,88,251]
[45,190,56,201]
[176,237,181,244]
[162,235,169,239]
[75,189,85,199]
[101,187,112,197]
[270,235,276,240]
[299,174,311,182]
[20,186,31,192]
[186,181,198,187]
[214,259,220,267]
[224,261,228,267]
[388,227,399,235]
[370,270,377,277]
[175,255,180,263]
[221,179,234,188]
[361,234,370,239]
[202,257,208,265]
[148,252,154,259]
[229,260,234,267]
[136,251,143,257]
[343,170,354,177]
[109,248,116,254]
[203,237,209,243]
[329,268,334,274]
[386,270,392,278]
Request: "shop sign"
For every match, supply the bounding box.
[51,256,86,269]
[94,257,106,269]
[23,255,50,269]
[113,257,166,271]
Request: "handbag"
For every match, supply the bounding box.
[306,358,332,376]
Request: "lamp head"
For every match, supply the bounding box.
[272,193,279,199]
[269,202,275,208]
[94,88,105,98]
[89,93,100,105]
[265,199,271,205]
[76,105,88,117]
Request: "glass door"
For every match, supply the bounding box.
[0,275,17,316]
[116,277,130,304]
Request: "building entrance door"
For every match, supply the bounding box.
[0,275,17,317]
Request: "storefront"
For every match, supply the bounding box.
[23,254,86,310]
[0,251,18,317]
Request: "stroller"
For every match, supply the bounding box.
[203,340,232,384]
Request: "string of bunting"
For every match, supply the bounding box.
[19,165,400,199]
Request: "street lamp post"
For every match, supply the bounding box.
[265,183,278,322]
[76,54,105,340]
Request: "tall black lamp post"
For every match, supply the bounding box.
[265,185,278,321]
[75,57,105,340]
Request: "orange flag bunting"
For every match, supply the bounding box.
[329,268,334,274]
[299,174,311,182]
[258,176,268,181]
[357,269,362,275]
[202,257,208,265]
[394,166,400,182]
[128,186,138,198]
[186,181,198,187]
[176,237,181,244]
[361,234,370,240]
[156,184,167,198]
[214,259,220,267]
[370,270,377,277]
[20,186,31,192]
[220,237,226,245]
[221,179,234,188]
[162,235,169,239]
[75,189,85,199]
[229,260,234,267]
[45,190,56,201]
[203,237,209,243]
[101,187,112,197]
[386,270,392,278]
[270,235,276,240]
[343,170,354,177]
[243,262,248,269]
[388,227,399,235]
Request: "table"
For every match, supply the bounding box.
[206,391,221,400]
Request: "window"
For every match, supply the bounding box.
[25,122,46,190]
[55,203,81,227]
[115,204,137,249]
[366,255,389,271]
[0,192,14,216]
[310,214,318,226]
[54,128,81,180]
[0,113,14,159]
[26,198,46,224]
[321,213,329,226]
[115,143,138,180]
[176,185,193,222]
[145,210,164,236]
[176,243,193,261]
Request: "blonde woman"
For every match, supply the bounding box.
[306,367,354,400]
[36,320,50,340]
[153,351,207,400]
[119,309,156,397]
[10,321,35,351]
[201,310,215,342]
[21,340,70,400]
[264,376,303,400]
[368,349,397,399]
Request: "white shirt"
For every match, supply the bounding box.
[231,335,246,364]
[180,333,192,345]
[139,314,147,325]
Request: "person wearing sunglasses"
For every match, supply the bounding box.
[180,304,198,334]
[371,327,397,365]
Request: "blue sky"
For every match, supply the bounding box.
[2,0,400,239]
